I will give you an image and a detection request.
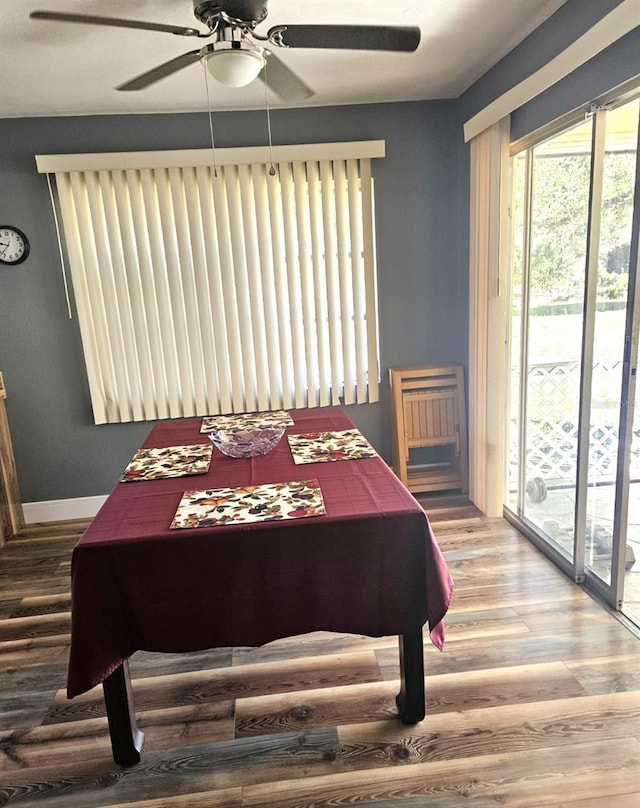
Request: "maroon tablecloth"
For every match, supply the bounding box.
[67,408,453,698]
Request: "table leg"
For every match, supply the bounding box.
[395,630,425,724]
[102,660,144,766]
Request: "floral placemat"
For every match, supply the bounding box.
[287,429,378,464]
[201,410,294,433]
[170,479,325,528]
[120,444,212,482]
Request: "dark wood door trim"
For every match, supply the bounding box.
[0,372,24,546]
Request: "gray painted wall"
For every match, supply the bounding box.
[0,101,465,502]
[1,0,638,506]
[510,26,640,143]
[457,0,630,126]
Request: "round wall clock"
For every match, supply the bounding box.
[0,226,30,266]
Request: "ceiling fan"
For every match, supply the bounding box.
[30,1,421,103]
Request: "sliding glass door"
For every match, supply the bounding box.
[508,118,593,569]
[507,92,640,621]
[583,100,639,607]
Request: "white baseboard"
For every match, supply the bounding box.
[23,495,107,524]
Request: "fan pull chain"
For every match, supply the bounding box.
[264,57,276,177]
[203,62,218,178]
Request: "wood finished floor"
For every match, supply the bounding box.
[1,494,639,807]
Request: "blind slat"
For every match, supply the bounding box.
[197,165,232,414]
[212,168,245,413]
[293,160,320,409]
[169,166,209,416]
[56,173,108,424]
[156,167,194,418]
[252,164,284,410]
[334,160,356,406]
[360,159,380,402]
[280,162,308,409]
[127,169,168,420]
[320,160,343,405]
[239,163,270,413]
[225,165,258,413]
[308,161,331,408]
[108,170,145,422]
[140,168,178,418]
[184,166,219,414]
[347,159,368,403]
[84,171,125,422]
[266,165,295,410]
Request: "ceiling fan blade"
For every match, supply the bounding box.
[260,52,314,103]
[267,24,420,52]
[116,50,203,91]
[29,10,204,37]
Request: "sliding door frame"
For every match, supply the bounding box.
[505,86,640,611]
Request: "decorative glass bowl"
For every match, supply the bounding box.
[208,425,286,458]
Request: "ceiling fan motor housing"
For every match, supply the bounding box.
[193,0,269,29]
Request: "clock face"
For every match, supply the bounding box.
[0,226,29,265]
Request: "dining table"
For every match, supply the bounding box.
[67,406,453,766]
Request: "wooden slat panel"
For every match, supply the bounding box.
[390,365,467,493]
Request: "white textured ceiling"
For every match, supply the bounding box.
[1,0,568,118]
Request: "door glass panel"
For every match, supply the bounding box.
[519,119,593,561]
[507,153,526,512]
[586,99,639,587]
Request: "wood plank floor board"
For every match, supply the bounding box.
[0,599,21,619]
[234,680,399,737]
[128,647,234,678]
[442,544,560,575]
[0,613,71,641]
[0,728,343,807]
[0,497,638,807]
[0,584,71,604]
[234,660,589,738]
[513,598,626,631]
[434,605,520,625]
[0,634,71,667]
[375,623,640,677]
[0,691,59,732]
[99,789,244,808]
[446,578,587,614]
[231,632,398,666]
[337,690,640,767]
[0,703,237,771]
[564,653,640,694]
[429,614,532,644]
[0,660,68,695]
[241,739,640,807]
[136,701,236,750]
[43,650,384,727]
[9,593,72,618]
[555,797,640,808]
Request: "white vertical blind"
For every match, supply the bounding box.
[37,143,383,424]
[468,118,510,517]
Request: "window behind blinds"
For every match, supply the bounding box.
[36,142,382,424]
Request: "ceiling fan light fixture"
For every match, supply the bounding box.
[201,42,266,87]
